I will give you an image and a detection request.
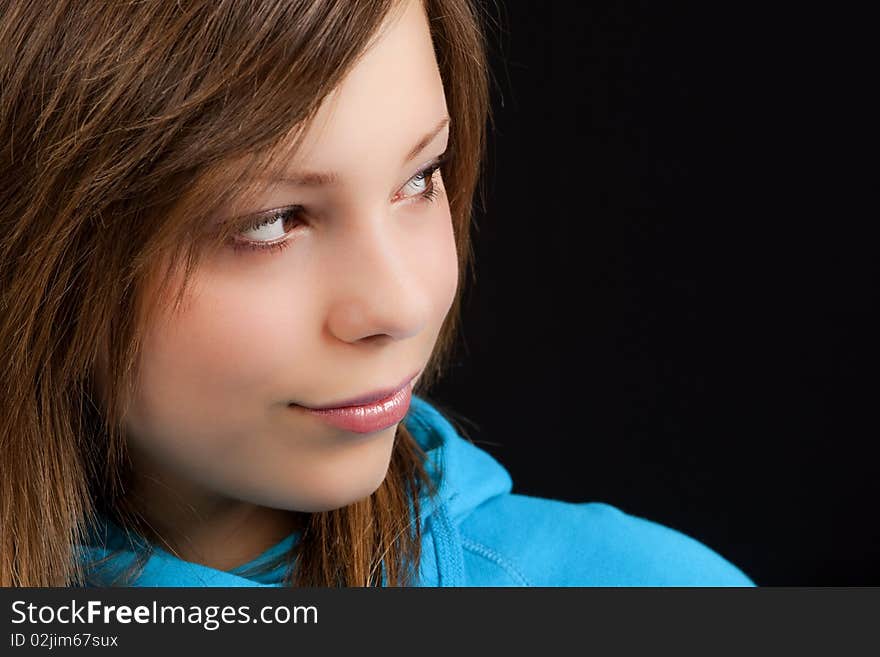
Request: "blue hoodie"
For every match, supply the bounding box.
[78,394,756,586]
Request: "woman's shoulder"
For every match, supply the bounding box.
[456,495,756,587]
[405,395,755,587]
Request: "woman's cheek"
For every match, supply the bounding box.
[434,204,460,316]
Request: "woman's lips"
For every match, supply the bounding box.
[297,371,418,411]
[289,372,417,434]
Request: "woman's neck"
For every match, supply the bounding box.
[126,455,304,571]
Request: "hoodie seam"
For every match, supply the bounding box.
[459,535,533,586]
[407,404,435,439]
[412,405,466,586]
[428,503,466,586]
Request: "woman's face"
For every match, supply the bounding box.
[113,0,457,525]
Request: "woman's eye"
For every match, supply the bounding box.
[400,156,446,202]
[229,154,446,256]
[230,205,304,255]
[396,161,443,205]
[240,206,302,241]
[402,170,431,196]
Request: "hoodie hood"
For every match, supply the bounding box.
[409,393,513,525]
[77,394,512,587]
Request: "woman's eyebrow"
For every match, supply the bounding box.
[269,116,450,188]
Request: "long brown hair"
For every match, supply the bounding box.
[0,0,492,587]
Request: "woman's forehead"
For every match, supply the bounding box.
[259,0,449,184]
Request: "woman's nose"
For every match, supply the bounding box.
[323,218,431,344]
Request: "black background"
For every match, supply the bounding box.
[431,1,878,585]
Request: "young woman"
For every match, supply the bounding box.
[0,0,755,587]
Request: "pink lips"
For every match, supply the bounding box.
[291,372,417,434]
